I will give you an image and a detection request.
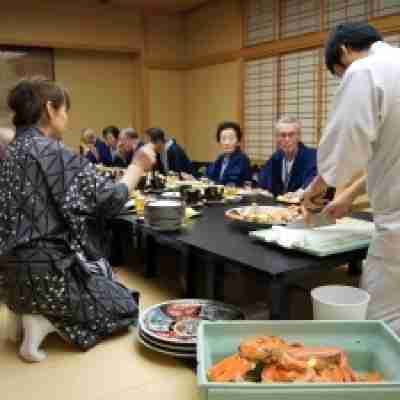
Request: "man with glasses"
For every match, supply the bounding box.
[258,116,317,197]
[303,22,400,334]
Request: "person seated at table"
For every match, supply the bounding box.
[102,125,120,162]
[206,121,252,187]
[0,76,156,362]
[145,127,196,178]
[80,127,114,166]
[113,127,143,168]
[258,116,317,197]
[80,128,100,164]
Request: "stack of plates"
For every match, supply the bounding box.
[137,299,245,358]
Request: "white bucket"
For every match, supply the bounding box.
[311,285,370,320]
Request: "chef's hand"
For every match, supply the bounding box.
[132,143,156,172]
[322,191,353,220]
[302,175,329,212]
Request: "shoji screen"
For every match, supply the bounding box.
[324,0,369,30]
[279,49,320,147]
[280,0,321,39]
[244,57,278,160]
[246,0,277,47]
[372,0,400,17]
[321,51,340,134]
[385,33,400,47]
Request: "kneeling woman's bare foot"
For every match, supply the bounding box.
[19,315,56,363]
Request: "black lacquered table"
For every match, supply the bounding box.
[117,198,369,320]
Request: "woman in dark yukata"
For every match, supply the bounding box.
[0,77,156,362]
[206,121,252,187]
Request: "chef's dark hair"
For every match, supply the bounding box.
[7,76,70,127]
[146,127,166,144]
[325,22,383,75]
[216,121,242,143]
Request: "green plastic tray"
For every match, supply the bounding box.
[197,320,400,400]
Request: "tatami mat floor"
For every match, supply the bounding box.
[0,253,358,400]
[0,266,198,400]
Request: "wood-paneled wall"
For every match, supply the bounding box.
[1,1,143,52]
[149,69,186,145]
[55,49,139,149]
[185,61,241,161]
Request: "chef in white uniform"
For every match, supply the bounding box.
[304,22,400,334]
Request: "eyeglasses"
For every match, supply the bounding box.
[277,131,297,139]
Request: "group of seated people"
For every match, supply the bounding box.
[80,116,317,197]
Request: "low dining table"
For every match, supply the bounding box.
[117,196,370,320]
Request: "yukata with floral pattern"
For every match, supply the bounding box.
[0,126,138,350]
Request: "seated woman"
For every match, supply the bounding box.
[0,77,155,362]
[206,121,252,186]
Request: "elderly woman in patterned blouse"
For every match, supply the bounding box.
[0,77,156,362]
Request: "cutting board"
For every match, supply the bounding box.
[249,217,375,257]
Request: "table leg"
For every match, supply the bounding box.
[200,254,224,301]
[268,276,290,320]
[180,248,197,298]
[144,233,157,278]
[348,259,363,276]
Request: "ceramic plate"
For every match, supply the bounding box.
[139,299,244,345]
[136,331,196,359]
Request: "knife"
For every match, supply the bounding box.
[287,212,336,229]
[287,192,336,229]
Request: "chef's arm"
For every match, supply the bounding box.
[318,67,380,188]
[322,174,367,219]
[341,173,367,202]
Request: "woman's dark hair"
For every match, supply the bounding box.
[102,125,120,140]
[325,22,382,75]
[146,127,166,144]
[7,76,70,128]
[216,121,242,143]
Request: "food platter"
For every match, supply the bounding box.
[276,193,302,205]
[139,299,244,346]
[225,205,302,230]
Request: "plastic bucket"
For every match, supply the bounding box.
[311,285,370,320]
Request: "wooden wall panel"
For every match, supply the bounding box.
[1,2,142,52]
[55,50,138,149]
[185,0,242,61]
[149,69,186,145]
[185,61,240,161]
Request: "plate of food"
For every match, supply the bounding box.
[225,204,302,230]
[139,299,244,346]
[276,192,303,205]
